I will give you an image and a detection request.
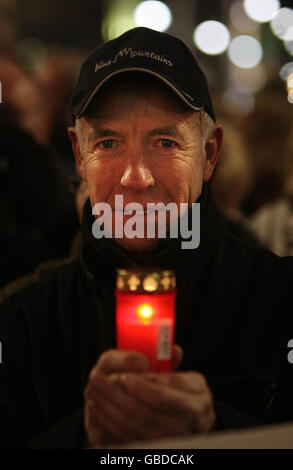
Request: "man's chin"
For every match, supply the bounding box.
[114,237,160,255]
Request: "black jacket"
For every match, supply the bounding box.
[0,188,293,448]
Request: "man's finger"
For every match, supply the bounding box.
[145,371,209,394]
[118,373,215,432]
[85,376,192,441]
[91,349,149,377]
[119,372,212,414]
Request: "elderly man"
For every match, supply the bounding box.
[0,27,293,449]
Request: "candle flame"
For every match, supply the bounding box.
[137,304,154,320]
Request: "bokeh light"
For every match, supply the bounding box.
[284,40,293,55]
[228,35,263,69]
[287,75,293,89]
[244,0,280,23]
[101,0,137,41]
[107,16,137,40]
[193,21,230,55]
[134,1,172,32]
[279,62,293,80]
[271,7,293,41]
[286,72,293,104]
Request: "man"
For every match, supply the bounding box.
[0,27,293,449]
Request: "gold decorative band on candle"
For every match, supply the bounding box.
[116,267,176,293]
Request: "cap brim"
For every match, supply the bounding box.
[74,67,203,118]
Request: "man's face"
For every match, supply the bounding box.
[69,78,221,254]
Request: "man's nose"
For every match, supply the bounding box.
[120,156,155,191]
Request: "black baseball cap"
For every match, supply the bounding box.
[71,27,215,122]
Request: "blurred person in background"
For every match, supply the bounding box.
[248,125,293,256]
[0,115,61,287]
[211,121,252,221]
[10,74,52,146]
[210,121,260,248]
[0,4,81,284]
[238,87,293,216]
[0,77,79,286]
[0,176,87,303]
[34,52,81,128]
[33,50,85,180]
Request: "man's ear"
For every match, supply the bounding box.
[203,125,223,182]
[68,125,87,181]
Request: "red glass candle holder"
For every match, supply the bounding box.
[115,267,176,372]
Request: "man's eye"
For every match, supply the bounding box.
[99,139,115,149]
[160,139,176,148]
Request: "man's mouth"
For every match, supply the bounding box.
[115,207,166,215]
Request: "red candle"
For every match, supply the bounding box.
[115,268,176,372]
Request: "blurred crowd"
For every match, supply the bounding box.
[0,2,89,292]
[212,85,293,257]
[1,2,293,300]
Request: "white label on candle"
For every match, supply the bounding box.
[157,319,172,360]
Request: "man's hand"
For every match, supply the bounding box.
[84,347,215,448]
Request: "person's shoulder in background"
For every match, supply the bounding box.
[0,232,83,305]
